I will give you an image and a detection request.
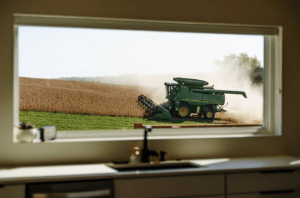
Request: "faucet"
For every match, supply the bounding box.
[141,125,159,163]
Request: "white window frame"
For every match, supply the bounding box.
[13,14,282,142]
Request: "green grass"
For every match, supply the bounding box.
[19,111,209,131]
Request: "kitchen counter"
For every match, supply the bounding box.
[1,155,300,185]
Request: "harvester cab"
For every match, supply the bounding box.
[164,83,180,100]
[138,77,247,121]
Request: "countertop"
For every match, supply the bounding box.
[1,155,300,185]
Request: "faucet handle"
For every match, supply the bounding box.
[160,151,167,161]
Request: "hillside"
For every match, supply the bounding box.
[19,77,148,117]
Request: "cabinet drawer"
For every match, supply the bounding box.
[114,174,224,198]
[227,170,300,194]
[0,185,25,198]
[227,190,300,198]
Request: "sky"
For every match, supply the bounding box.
[18,26,264,79]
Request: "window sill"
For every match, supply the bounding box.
[19,126,280,143]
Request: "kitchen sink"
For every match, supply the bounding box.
[106,161,202,171]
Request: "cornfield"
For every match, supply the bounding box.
[19,77,149,117]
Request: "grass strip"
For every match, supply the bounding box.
[19,111,210,131]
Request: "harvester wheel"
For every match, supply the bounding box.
[204,109,215,120]
[177,104,191,119]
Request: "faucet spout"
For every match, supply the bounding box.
[141,125,152,163]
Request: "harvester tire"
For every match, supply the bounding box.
[177,104,191,119]
[204,109,215,120]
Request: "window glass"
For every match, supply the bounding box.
[18,26,264,131]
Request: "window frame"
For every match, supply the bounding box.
[13,14,282,142]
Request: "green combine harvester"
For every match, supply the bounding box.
[138,77,247,121]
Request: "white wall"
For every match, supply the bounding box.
[0,0,299,166]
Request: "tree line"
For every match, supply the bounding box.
[215,53,263,85]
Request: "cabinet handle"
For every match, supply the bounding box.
[260,169,295,174]
[260,190,294,195]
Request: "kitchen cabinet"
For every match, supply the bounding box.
[0,185,25,198]
[227,170,300,198]
[227,191,300,198]
[227,170,300,194]
[114,174,224,198]
[115,169,300,198]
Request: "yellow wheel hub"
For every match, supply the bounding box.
[179,107,188,116]
[207,111,213,118]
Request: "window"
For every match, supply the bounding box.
[13,14,282,142]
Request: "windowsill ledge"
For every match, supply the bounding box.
[14,126,280,143]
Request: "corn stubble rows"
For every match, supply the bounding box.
[20,78,147,117]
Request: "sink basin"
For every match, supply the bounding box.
[106,161,202,171]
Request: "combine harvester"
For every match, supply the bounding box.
[138,77,247,121]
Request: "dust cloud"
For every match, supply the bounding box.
[211,69,263,124]
[71,65,263,124]
[135,69,263,124]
